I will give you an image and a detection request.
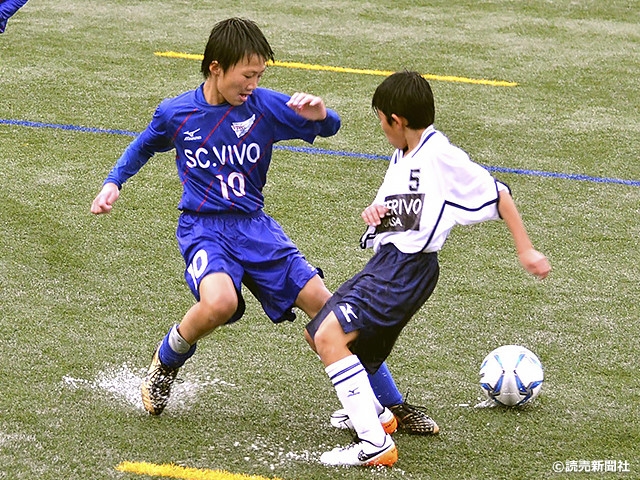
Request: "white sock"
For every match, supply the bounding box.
[325,355,386,445]
[168,324,191,354]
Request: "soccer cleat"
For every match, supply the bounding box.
[140,347,179,415]
[330,407,398,434]
[320,434,397,467]
[389,402,439,435]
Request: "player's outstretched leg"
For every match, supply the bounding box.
[389,401,439,435]
[332,362,440,435]
[140,325,196,415]
[330,406,397,434]
[331,400,439,435]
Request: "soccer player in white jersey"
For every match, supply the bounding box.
[305,71,551,467]
[90,18,432,429]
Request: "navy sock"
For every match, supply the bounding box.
[368,362,403,407]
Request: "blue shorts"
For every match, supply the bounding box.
[177,210,320,324]
[306,243,439,373]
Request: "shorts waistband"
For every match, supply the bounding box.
[180,209,264,219]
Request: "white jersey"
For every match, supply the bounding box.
[361,126,509,254]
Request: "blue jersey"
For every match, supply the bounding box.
[0,0,29,32]
[105,85,340,213]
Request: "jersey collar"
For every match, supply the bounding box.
[393,125,437,164]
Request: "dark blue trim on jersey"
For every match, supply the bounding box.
[2,118,639,188]
[424,197,500,251]
[413,130,438,156]
[390,129,437,165]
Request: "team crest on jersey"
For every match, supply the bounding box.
[231,114,256,138]
[377,193,424,233]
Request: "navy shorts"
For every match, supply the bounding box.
[306,243,439,373]
[177,210,320,324]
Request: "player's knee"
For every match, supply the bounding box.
[198,292,238,327]
[313,329,331,354]
[313,325,349,359]
[196,273,238,326]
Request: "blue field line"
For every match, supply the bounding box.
[3,118,639,188]
[276,144,389,161]
[485,165,640,187]
[0,118,139,137]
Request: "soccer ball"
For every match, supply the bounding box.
[479,345,544,407]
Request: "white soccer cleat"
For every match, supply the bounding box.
[330,407,398,434]
[320,434,398,467]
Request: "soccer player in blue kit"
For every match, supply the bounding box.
[0,0,29,33]
[305,71,551,467]
[91,18,436,434]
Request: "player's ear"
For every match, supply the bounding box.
[390,113,407,128]
[209,61,222,76]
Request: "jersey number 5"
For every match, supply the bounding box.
[409,168,420,192]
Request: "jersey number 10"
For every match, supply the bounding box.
[215,172,246,200]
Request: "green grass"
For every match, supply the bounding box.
[1,1,639,479]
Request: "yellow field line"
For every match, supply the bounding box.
[115,461,283,480]
[154,51,518,87]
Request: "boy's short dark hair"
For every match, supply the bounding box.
[201,17,275,77]
[372,71,435,129]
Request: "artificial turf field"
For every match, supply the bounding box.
[1,1,639,479]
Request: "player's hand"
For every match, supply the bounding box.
[286,92,327,121]
[361,204,389,227]
[91,182,120,215]
[518,248,551,279]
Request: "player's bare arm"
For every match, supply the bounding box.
[90,182,120,215]
[286,92,327,121]
[361,204,389,227]
[497,190,550,279]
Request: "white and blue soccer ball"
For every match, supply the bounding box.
[479,345,544,407]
